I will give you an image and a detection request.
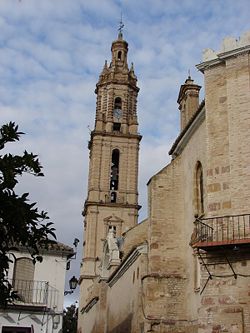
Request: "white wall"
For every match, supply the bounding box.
[7,250,67,311]
[1,249,69,333]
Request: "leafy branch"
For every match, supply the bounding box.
[0,122,56,307]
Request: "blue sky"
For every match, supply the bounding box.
[1,0,250,306]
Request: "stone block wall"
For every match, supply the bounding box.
[144,114,206,332]
[204,51,250,217]
[197,34,250,332]
[198,251,250,333]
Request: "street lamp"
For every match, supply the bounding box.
[64,276,78,296]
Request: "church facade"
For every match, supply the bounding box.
[78,31,250,333]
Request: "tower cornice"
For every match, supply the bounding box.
[90,130,142,141]
[95,80,139,93]
[82,201,141,217]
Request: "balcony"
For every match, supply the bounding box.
[191,213,250,250]
[9,279,59,310]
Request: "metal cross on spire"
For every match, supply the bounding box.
[118,13,124,37]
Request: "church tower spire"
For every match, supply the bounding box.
[79,33,141,311]
[95,29,139,135]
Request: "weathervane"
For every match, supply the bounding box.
[118,13,124,36]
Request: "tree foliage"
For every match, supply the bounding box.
[63,303,78,333]
[0,122,56,307]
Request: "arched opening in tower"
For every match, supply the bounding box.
[110,149,120,202]
[118,51,122,60]
[114,97,122,110]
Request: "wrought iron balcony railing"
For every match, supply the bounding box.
[191,213,250,248]
[9,279,59,309]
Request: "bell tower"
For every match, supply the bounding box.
[79,30,141,305]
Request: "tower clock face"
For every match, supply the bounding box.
[113,108,122,119]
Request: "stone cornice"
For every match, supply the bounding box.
[96,79,139,93]
[90,130,142,141]
[78,273,97,284]
[82,201,141,216]
[196,44,250,73]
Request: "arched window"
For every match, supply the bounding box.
[13,257,34,302]
[114,97,122,110]
[110,149,120,202]
[195,161,204,215]
[14,257,34,282]
[118,51,122,60]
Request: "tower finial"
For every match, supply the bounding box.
[118,12,124,39]
[188,69,191,79]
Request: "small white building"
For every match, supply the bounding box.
[0,242,74,333]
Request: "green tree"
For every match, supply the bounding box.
[63,303,78,333]
[0,122,56,307]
